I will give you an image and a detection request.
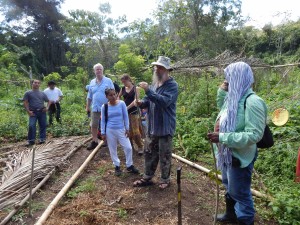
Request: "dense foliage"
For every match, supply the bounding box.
[0,0,300,224]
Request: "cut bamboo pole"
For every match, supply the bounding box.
[0,136,92,225]
[172,153,272,200]
[35,140,103,225]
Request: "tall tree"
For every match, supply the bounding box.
[0,0,69,76]
[61,3,125,72]
[126,0,242,61]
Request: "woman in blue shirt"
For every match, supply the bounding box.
[101,89,139,176]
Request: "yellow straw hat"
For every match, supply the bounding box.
[272,108,289,126]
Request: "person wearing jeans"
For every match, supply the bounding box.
[208,62,267,225]
[23,79,50,146]
[28,110,47,144]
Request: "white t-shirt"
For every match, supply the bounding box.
[44,87,63,102]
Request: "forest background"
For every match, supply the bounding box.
[0,0,299,224]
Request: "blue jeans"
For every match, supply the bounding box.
[28,111,47,143]
[221,153,257,225]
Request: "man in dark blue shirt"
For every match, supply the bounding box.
[133,56,178,189]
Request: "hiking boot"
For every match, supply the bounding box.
[216,193,237,223]
[127,165,139,174]
[87,141,98,150]
[115,166,122,176]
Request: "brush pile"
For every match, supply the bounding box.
[0,136,85,210]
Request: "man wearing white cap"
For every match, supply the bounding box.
[133,56,178,189]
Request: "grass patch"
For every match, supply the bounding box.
[67,177,96,198]
[117,208,128,219]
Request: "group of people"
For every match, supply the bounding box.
[85,56,178,184]
[23,56,267,225]
[23,80,63,146]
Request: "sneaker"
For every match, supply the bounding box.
[87,141,98,150]
[115,166,122,176]
[127,165,139,174]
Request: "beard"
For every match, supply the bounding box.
[152,71,165,87]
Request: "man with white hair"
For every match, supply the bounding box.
[133,56,178,189]
[86,63,114,150]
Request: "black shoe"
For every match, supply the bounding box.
[127,165,139,174]
[101,141,108,148]
[25,142,35,147]
[87,141,98,150]
[115,166,122,176]
[216,193,237,223]
[238,221,253,225]
[38,141,45,145]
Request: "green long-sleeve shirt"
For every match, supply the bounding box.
[215,88,267,168]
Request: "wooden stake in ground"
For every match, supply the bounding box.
[177,167,182,225]
[28,145,36,217]
[209,142,219,225]
[35,141,103,225]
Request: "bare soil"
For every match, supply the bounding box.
[1,137,278,225]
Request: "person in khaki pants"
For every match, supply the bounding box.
[86,63,114,150]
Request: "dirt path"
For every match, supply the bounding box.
[1,137,278,225]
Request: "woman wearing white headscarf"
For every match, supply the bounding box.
[208,62,267,225]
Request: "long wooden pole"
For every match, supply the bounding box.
[28,146,36,217]
[172,153,272,200]
[35,141,103,225]
[0,136,92,225]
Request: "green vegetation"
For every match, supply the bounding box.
[117,208,128,219]
[1,0,300,224]
[67,178,97,198]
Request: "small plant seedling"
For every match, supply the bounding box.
[79,210,90,217]
[117,208,128,219]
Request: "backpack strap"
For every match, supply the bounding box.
[244,93,255,109]
[104,103,108,133]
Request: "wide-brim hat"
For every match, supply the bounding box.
[151,56,173,71]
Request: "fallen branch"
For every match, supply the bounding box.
[35,141,103,225]
[172,153,272,200]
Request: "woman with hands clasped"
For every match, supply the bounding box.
[101,88,139,176]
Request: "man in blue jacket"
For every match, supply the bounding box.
[133,56,178,189]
